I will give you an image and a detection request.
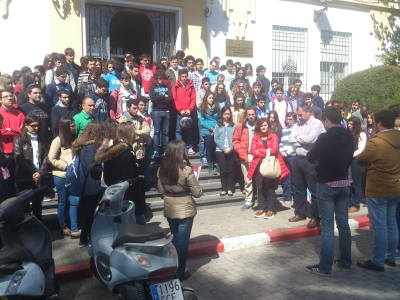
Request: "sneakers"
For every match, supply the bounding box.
[79,241,90,248]
[305,265,331,277]
[264,211,274,219]
[153,151,160,158]
[279,198,291,203]
[356,259,384,272]
[200,157,208,164]
[240,204,251,211]
[188,148,195,155]
[334,260,351,272]
[384,259,396,267]
[254,210,265,218]
[43,196,52,202]
[146,187,157,192]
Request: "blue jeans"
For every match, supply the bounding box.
[397,201,400,250]
[53,176,80,232]
[167,217,194,277]
[198,116,205,160]
[317,184,352,273]
[367,196,400,266]
[142,144,153,190]
[175,113,193,149]
[152,110,170,153]
[293,156,319,219]
[349,159,363,208]
[281,156,295,201]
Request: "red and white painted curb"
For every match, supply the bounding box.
[55,215,370,283]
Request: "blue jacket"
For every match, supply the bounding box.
[45,81,73,108]
[88,91,109,121]
[313,95,325,112]
[255,106,268,119]
[214,124,237,150]
[199,112,218,135]
[102,71,121,92]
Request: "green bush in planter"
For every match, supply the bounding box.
[331,65,400,111]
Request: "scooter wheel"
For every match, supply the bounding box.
[183,290,198,300]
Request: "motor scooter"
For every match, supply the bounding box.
[0,187,59,299]
[89,177,197,300]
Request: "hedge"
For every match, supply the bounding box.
[330,65,400,111]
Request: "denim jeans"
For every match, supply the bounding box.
[152,110,170,153]
[349,159,363,208]
[197,116,205,160]
[53,176,80,232]
[367,196,400,266]
[203,135,216,164]
[80,192,103,243]
[397,201,400,250]
[281,156,295,201]
[317,183,352,273]
[175,113,193,149]
[142,144,153,190]
[292,156,319,219]
[167,217,194,277]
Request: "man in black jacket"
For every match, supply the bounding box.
[305,107,354,277]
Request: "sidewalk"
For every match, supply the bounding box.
[53,201,370,282]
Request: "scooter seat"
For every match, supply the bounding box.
[0,246,36,265]
[112,224,166,248]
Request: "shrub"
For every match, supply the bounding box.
[331,65,400,111]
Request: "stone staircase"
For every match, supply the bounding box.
[42,153,284,215]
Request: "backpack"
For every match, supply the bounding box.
[65,152,87,196]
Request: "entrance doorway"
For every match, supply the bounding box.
[109,11,153,62]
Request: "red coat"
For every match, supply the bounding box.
[172,79,196,112]
[247,133,290,181]
[232,122,251,163]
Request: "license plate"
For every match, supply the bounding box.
[150,279,184,300]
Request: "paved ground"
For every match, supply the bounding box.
[51,201,368,267]
[58,227,400,300]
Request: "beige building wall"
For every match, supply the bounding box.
[48,0,208,61]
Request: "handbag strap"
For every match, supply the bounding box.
[266,148,271,160]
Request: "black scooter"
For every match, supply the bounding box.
[0,187,59,299]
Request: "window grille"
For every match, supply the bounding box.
[320,31,352,101]
[272,26,308,93]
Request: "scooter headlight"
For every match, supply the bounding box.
[5,271,26,294]
[134,255,152,268]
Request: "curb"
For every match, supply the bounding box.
[55,215,370,283]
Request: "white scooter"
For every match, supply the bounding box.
[0,187,59,299]
[88,177,197,300]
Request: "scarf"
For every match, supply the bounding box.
[206,104,217,116]
[216,93,227,104]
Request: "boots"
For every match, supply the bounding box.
[208,163,215,174]
[215,163,220,174]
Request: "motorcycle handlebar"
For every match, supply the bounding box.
[99,200,109,213]
[34,185,47,195]
[127,176,143,185]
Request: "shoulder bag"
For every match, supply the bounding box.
[260,148,281,179]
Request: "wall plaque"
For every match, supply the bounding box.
[226,39,253,58]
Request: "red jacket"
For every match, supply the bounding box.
[139,65,157,94]
[0,108,25,154]
[247,133,290,181]
[172,79,196,112]
[232,122,251,163]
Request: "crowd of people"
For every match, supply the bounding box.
[0,47,399,280]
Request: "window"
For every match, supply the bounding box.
[320,31,352,101]
[272,26,308,93]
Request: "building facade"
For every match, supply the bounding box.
[0,0,398,99]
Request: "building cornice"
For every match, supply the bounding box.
[280,0,400,15]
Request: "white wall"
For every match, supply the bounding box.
[0,0,51,74]
[207,0,379,92]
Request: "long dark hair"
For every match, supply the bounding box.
[233,92,246,112]
[20,114,42,144]
[213,83,229,98]
[349,116,361,142]
[158,140,191,185]
[267,110,282,134]
[72,121,103,156]
[200,92,220,118]
[217,106,234,127]
[22,73,41,91]
[254,117,269,136]
[58,116,75,149]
